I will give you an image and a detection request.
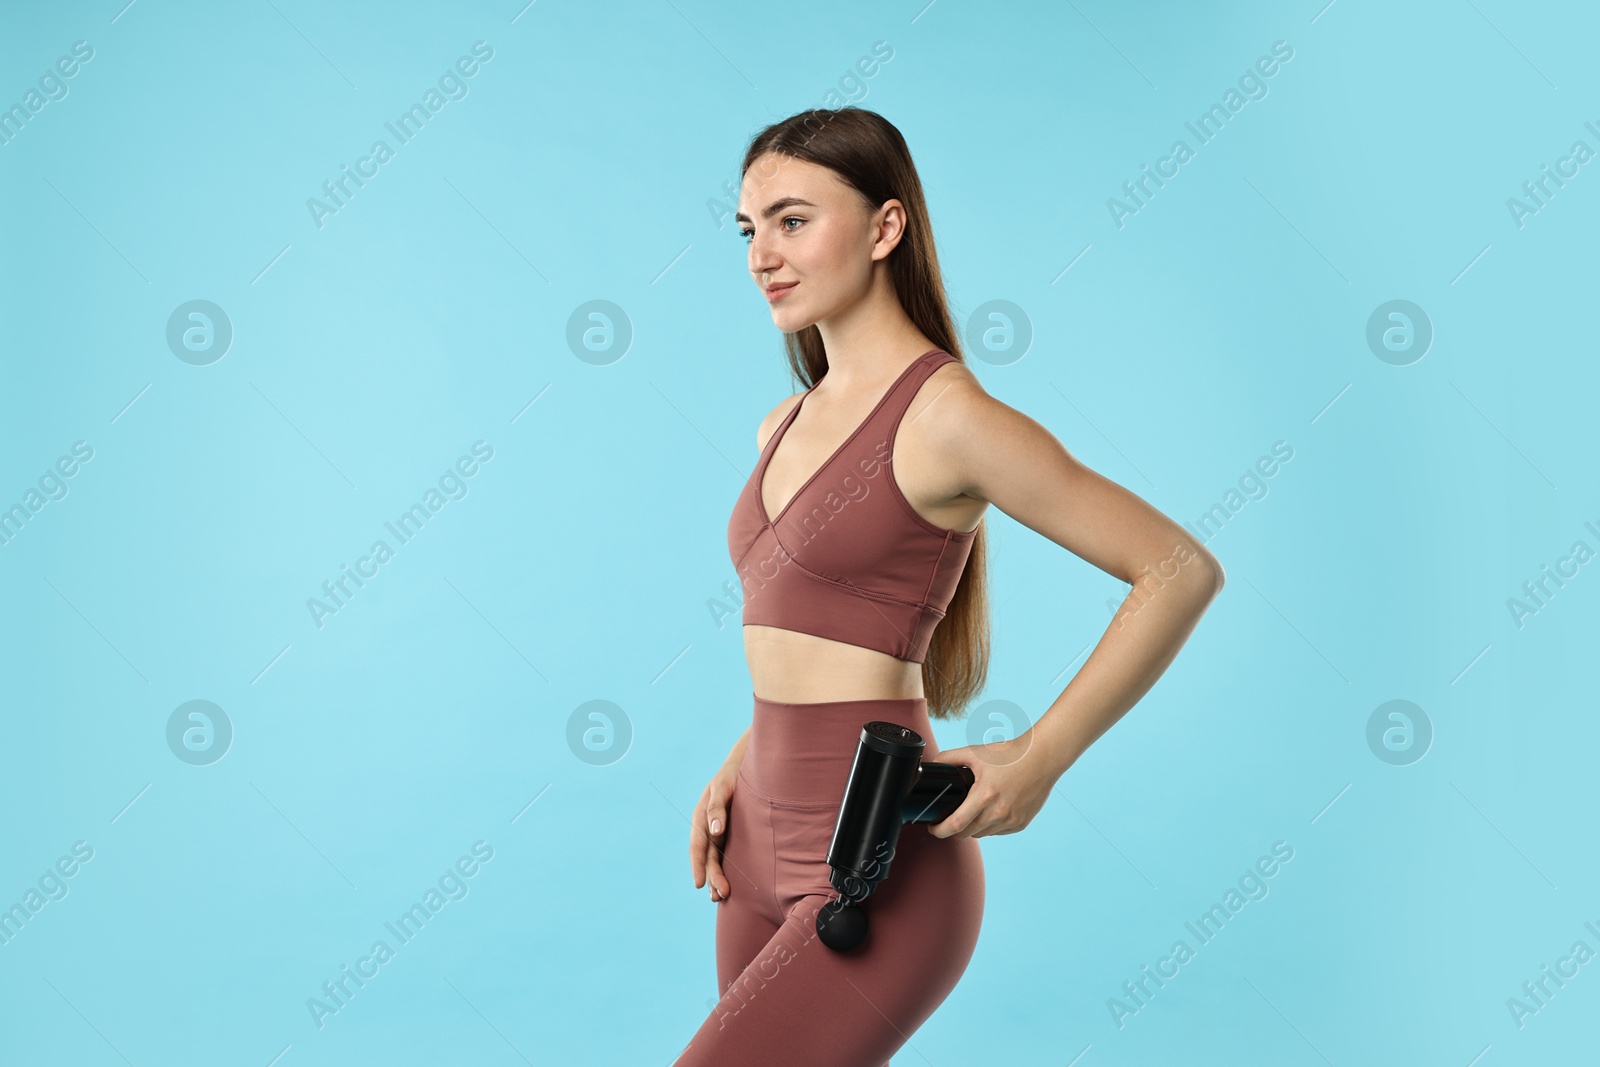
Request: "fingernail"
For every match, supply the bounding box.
[710,819,721,834]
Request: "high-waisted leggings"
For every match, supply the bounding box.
[673,694,985,1067]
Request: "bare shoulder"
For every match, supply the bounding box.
[906,356,1004,449]
[918,355,988,406]
[755,391,805,452]
[907,357,1067,498]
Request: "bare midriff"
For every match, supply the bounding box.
[745,627,928,703]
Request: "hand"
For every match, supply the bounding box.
[924,730,1061,839]
[690,765,738,901]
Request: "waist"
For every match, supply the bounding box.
[742,692,938,810]
[744,626,927,700]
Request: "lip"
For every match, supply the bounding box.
[764,281,798,303]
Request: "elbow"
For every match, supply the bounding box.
[1185,543,1225,599]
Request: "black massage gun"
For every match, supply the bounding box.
[815,721,974,952]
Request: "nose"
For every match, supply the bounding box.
[748,234,780,281]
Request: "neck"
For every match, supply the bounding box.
[814,265,934,388]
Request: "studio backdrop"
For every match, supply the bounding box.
[2,2,1595,1065]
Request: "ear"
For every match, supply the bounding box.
[870,198,908,261]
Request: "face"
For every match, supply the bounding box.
[736,152,902,332]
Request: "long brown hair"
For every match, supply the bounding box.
[740,106,990,721]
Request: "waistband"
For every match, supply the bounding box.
[742,692,937,811]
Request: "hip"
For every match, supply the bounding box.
[741,692,938,810]
[733,693,983,926]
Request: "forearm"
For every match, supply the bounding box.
[1033,566,1223,777]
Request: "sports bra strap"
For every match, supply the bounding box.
[864,348,956,439]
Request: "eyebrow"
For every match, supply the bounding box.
[734,197,816,225]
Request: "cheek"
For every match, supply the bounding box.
[803,229,871,288]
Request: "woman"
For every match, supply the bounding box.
[677,107,1224,1066]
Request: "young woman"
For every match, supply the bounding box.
[677,107,1224,1066]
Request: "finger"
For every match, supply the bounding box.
[703,789,731,887]
[927,797,981,840]
[702,823,726,896]
[689,783,715,887]
[961,811,1011,839]
[690,817,708,884]
[702,811,727,898]
[926,748,969,767]
[706,839,732,899]
[702,776,736,897]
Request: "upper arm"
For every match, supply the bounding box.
[933,379,1225,589]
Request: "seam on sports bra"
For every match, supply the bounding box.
[729,507,771,571]
[920,531,951,606]
[729,536,760,571]
[779,549,933,612]
[813,566,940,662]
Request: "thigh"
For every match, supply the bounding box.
[714,777,782,993]
[673,805,985,1067]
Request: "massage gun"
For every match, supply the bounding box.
[815,720,974,952]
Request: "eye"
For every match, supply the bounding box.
[740,217,805,243]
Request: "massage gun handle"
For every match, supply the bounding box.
[902,761,974,824]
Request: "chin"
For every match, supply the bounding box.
[769,306,817,331]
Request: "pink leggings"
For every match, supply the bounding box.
[673,695,985,1067]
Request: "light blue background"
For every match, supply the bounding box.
[3,1,1596,1064]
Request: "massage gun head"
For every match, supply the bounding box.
[815,896,869,951]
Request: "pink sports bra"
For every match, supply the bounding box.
[726,348,977,663]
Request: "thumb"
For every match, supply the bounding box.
[926,790,979,839]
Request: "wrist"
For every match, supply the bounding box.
[1029,715,1085,779]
